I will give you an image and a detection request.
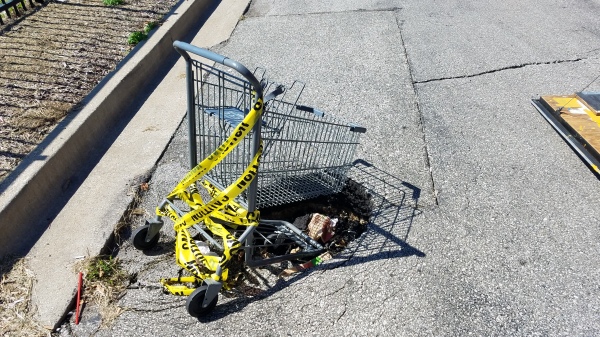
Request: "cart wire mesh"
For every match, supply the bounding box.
[191,59,365,209]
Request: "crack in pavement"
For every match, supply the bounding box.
[248,6,403,18]
[396,16,439,206]
[124,303,182,313]
[335,279,366,325]
[335,304,347,323]
[324,283,347,298]
[414,57,586,84]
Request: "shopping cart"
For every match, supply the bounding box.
[131,41,366,317]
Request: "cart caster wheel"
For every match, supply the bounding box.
[186,286,217,317]
[132,225,159,250]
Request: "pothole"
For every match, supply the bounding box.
[260,178,373,255]
[222,178,374,292]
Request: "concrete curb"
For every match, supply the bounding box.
[0,0,215,257]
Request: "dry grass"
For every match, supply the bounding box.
[75,256,130,326]
[0,257,51,337]
[109,177,152,255]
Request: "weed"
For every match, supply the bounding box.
[1,2,26,22]
[103,0,123,6]
[85,256,127,286]
[143,21,157,34]
[127,22,159,47]
[79,256,129,326]
[127,31,147,46]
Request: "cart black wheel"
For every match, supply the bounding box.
[186,286,217,317]
[132,225,159,250]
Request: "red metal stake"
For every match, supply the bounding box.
[75,272,83,325]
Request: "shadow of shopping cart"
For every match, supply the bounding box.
[197,159,425,321]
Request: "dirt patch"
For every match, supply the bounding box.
[0,0,180,182]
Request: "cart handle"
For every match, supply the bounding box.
[173,40,264,99]
[173,40,264,213]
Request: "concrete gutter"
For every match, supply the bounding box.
[0,0,251,329]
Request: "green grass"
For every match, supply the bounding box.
[85,256,127,287]
[144,21,157,34]
[127,31,147,46]
[82,256,129,324]
[103,0,123,6]
[128,22,158,46]
[1,2,27,21]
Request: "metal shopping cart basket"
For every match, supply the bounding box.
[131,41,366,317]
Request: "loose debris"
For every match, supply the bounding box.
[75,256,130,327]
[307,213,337,243]
[0,257,51,337]
[113,174,153,243]
[263,178,372,254]
[229,179,373,283]
[278,252,333,278]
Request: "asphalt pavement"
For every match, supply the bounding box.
[61,0,600,335]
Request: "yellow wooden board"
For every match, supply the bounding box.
[541,95,600,154]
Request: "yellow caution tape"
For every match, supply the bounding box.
[166,99,264,200]
[201,180,260,226]
[157,97,264,295]
[166,145,262,232]
[160,276,200,296]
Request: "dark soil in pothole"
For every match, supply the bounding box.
[260,179,373,255]
[0,0,180,182]
[222,179,374,290]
